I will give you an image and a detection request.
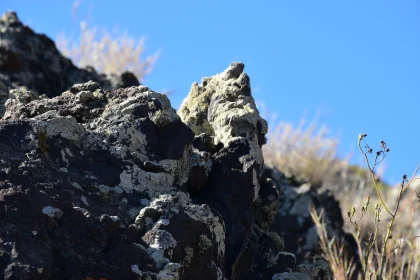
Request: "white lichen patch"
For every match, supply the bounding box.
[147,229,177,251]
[212,261,227,280]
[145,217,154,226]
[128,208,140,220]
[252,168,259,202]
[198,235,212,253]
[268,252,296,268]
[41,206,63,219]
[138,193,225,259]
[157,262,182,280]
[40,114,86,143]
[60,150,69,166]
[272,272,311,280]
[146,247,170,269]
[65,148,74,157]
[184,204,225,259]
[110,216,120,222]
[131,264,143,276]
[117,165,175,197]
[145,91,180,127]
[141,198,150,206]
[75,90,93,103]
[80,196,89,206]
[72,207,91,218]
[157,219,170,226]
[189,148,212,176]
[108,123,149,159]
[136,193,190,222]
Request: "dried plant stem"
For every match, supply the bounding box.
[362,220,379,280]
[358,143,392,216]
[386,236,420,256]
[378,165,420,279]
[358,134,420,280]
[371,173,392,216]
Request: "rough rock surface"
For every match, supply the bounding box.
[0,81,198,279]
[0,60,284,279]
[0,11,140,116]
[179,61,272,279]
[0,11,348,280]
[266,166,359,265]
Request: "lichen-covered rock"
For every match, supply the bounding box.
[295,260,333,280]
[0,81,199,279]
[0,11,140,117]
[0,63,276,279]
[254,168,282,231]
[179,62,273,279]
[0,14,354,278]
[179,61,268,172]
[272,272,312,280]
[135,193,226,279]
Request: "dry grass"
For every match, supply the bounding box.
[262,116,347,189]
[310,135,420,280]
[313,204,420,280]
[56,21,159,81]
[311,207,356,280]
[263,116,420,279]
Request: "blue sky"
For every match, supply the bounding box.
[2,0,420,185]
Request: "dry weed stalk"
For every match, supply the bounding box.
[345,134,420,280]
[310,134,420,280]
[356,134,420,279]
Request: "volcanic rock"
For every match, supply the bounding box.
[0,11,140,116]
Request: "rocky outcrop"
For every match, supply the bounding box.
[179,61,272,279]
[0,11,140,116]
[0,57,336,279]
[0,10,346,279]
[0,59,284,279]
[0,82,197,279]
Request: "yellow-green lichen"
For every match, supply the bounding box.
[182,247,194,267]
[100,191,110,204]
[198,234,212,253]
[84,185,98,192]
[36,128,49,156]
[269,231,284,252]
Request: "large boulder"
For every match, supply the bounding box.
[0,82,199,279]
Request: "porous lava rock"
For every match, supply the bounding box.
[0,10,344,279]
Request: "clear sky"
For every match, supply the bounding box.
[2,0,419,185]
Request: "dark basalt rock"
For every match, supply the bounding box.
[0,80,200,279]
[267,166,360,269]
[0,11,140,117]
[0,11,348,279]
